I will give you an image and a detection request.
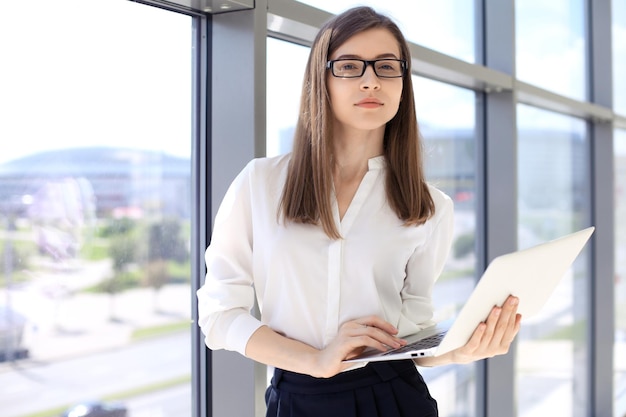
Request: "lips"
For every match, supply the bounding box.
[355,98,383,108]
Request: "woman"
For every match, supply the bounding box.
[197,6,521,416]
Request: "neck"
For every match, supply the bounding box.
[332,125,385,171]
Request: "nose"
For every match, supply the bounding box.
[360,65,381,90]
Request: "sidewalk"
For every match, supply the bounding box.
[1,257,191,369]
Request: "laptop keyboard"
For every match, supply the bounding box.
[382,331,446,355]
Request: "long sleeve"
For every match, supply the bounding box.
[398,187,455,336]
[196,160,263,355]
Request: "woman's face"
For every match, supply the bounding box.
[327,28,404,136]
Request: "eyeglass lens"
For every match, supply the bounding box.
[331,59,404,78]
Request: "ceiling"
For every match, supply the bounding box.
[145,0,254,14]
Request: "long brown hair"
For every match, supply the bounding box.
[279,6,434,239]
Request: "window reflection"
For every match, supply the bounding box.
[614,128,626,417]
[0,1,193,416]
[515,0,586,101]
[516,104,589,417]
[294,0,476,63]
[614,0,626,116]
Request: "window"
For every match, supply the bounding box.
[614,128,626,417]
[414,76,478,417]
[294,0,477,63]
[0,1,193,416]
[266,38,309,157]
[515,104,590,417]
[516,0,586,101]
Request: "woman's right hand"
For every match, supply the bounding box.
[244,316,405,379]
[312,316,407,378]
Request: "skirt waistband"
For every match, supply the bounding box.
[271,360,417,395]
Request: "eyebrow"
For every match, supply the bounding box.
[332,53,400,60]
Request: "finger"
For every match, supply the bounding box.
[487,296,518,345]
[502,295,519,317]
[353,319,406,349]
[359,316,399,335]
[479,304,502,347]
[344,346,366,360]
[480,298,518,355]
[465,321,487,352]
[349,334,400,353]
[357,316,406,346]
[501,312,522,345]
[361,326,405,349]
[503,297,520,326]
[497,297,520,342]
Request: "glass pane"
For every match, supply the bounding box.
[614,128,626,417]
[415,76,478,417]
[516,104,590,417]
[0,1,193,417]
[614,0,626,116]
[294,0,476,63]
[266,38,309,157]
[515,0,586,101]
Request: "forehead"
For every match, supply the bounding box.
[330,28,401,60]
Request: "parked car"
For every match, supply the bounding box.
[0,304,29,362]
[60,401,127,417]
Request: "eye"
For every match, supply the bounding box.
[337,61,361,71]
[376,60,399,72]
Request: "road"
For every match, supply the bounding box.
[126,384,191,417]
[0,332,191,417]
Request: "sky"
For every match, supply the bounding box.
[1,0,624,164]
[0,0,192,165]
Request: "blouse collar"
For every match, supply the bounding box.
[367,155,386,170]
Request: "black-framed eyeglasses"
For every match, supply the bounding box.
[326,59,407,78]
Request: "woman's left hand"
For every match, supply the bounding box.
[449,294,522,364]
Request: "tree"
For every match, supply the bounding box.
[106,232,138,321]
[146,218,188,263]
[144,218,189,312]
[144,259,169,312]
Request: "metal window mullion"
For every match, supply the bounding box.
[480,0,518,416]
[192,13,211,417]
[209,2,268,416]
[516,80,613,123]
[588,0,615,416]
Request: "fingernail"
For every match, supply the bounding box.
[509,297,519,306]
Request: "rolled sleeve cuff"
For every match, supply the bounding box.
[227,314,264,356]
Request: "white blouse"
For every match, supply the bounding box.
[197,153,454,357]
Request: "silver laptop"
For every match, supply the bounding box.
[344,226,595,363]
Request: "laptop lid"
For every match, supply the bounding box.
[345,226,595,363]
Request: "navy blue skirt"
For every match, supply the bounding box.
[265,360,438,417]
